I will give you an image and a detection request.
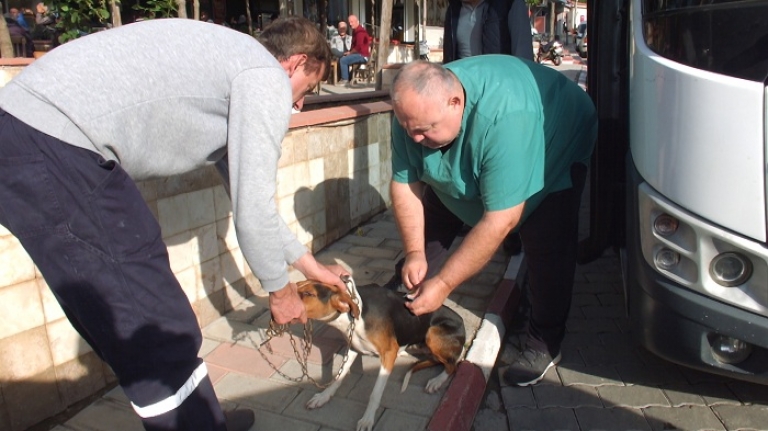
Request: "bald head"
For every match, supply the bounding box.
[390,61,462,105]
[348,15,360,29]
[390,61,465,149]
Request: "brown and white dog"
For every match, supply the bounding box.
[296,276,466,431]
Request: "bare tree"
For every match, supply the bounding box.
[319,0,327,36]
[549,0,556,41]
[245,0,253,34]
[193,0,199,20]
[376,0,393,90]
[0,2,12,59]
[176,0,187,18]
[111,0,123,27]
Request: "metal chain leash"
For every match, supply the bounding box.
[252,277,359,389]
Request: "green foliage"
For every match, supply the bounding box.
[132,0,178,20]
[49,0,110,44]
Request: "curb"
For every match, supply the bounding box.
[578,65,588,90]
[427,254,525,431]
[538,55,584,66]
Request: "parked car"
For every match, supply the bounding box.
[576,23,588,57]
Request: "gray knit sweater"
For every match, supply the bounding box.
[0,18,308,292]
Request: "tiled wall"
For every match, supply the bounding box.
[0,65,393,430]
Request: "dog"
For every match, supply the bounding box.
[296,276,466,431]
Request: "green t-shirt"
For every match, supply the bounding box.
[391,55,597,227]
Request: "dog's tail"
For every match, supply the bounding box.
[400,359,440,393]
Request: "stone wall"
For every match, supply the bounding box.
[0,62,393,430]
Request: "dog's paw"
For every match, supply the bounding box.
[356,415,375,431]
[306,392,332,409]
[425,371,450,393]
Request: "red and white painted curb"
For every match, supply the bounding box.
[428,254,525,431]
[578,66,588,91]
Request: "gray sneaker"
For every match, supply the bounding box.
[502,346,561,386]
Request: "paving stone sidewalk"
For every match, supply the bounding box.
[473,247,768,431]
[50,210,511,431]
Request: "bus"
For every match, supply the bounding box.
[582,0,768,383]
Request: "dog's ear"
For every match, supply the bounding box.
[331,292,360,319]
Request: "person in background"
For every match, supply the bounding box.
[389,58,596,387]
[9,7,30,30]
[34,2,54,26]
[32,2,57,41]
[0,16,341,431]
[337,14,370,86]
[442,0,533,64]
[330,21,352,59]
[329,21,352,84]
[5,16,34,57]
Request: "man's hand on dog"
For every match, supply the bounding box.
[271,253,350,325]
[401,250,428,290]
[311,263,350,291]
[270,282,307,324]
[293,253,350,292]
[404,277,451,316]
[401,250,450,315]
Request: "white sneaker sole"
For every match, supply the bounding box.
[515,352,562,387]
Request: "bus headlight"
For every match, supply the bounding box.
[710,252,752,287]
[654,248,680,271]
[653,213,679,237]
[710,334,752,364]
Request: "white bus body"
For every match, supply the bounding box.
[587,0,768,383]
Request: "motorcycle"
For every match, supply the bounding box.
[536,39,564,66]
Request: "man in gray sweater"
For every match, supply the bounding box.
[0,17,345,431]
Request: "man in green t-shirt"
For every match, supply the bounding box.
[389,56,596,386]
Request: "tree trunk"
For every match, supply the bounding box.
[376,0,393,90]
[111,0,122,27]
[320,0,327,35]
[193,0,200,20]
[245,0,253,34]
[0,11,12,59]
[176,0,188,18]
[549,1,555,41]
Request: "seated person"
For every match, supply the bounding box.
[9,7,30,31]
[329,21,352,83]
[32,2,57,41]
[5,17,34,57]
[338,14,370,85]
[330,21,352,59]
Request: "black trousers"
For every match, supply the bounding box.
[0,111,226,431]
[421,163,587,356]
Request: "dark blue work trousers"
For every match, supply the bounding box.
[0,110,226,431]
[421,163,588,356]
